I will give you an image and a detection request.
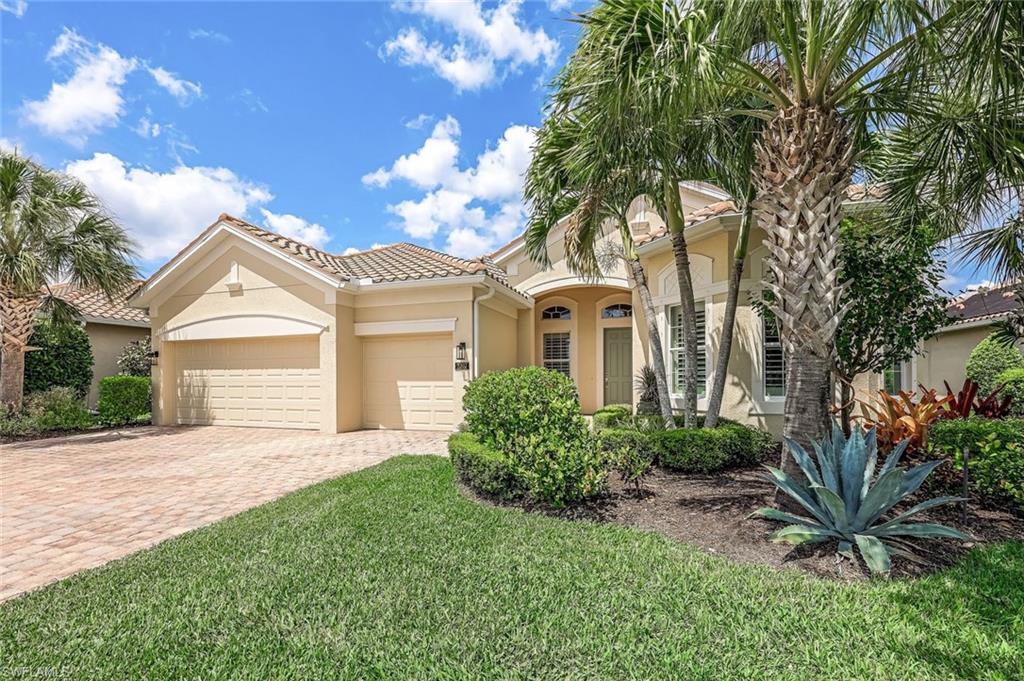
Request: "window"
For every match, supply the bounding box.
[602,303,633,319]
[763,314,785,398]
[668,303,706,397]
[541,305,572,320]
[883,361,906,394]
[542,332,571,376]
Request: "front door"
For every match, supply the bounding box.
[603,327,632,406]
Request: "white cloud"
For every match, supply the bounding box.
[134,117,160,138]
[259,208,330,249]
[149,66,202,104]
[364,115,535,255]
[383,0,559,91]
[404,113,434,130]
[0,0,27,17]
[22,28,138,145]
[342,247,362,256]
[235,88,269,113]
[65,153,273,261]
[548,0,573,10]
[189,28,231,43]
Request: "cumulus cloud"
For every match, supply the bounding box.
[383,0,558,91]
[363,115,535,256]
[149,66,202,104]
[259,208,330,249]
[65,153,274,261]
[21,28,138,144]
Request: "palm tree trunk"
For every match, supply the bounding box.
[665,177,699,428]
[752,106,854,490]
[625,255,675,429]
[704,201,753,428]
[0,290,40,409]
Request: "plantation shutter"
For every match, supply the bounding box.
[763,315,785,397]
[668,303,706,397]
[542,332,571,376]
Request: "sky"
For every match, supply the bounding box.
[1,0,581,274]
[0,0,988,290]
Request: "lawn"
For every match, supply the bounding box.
[1,456,1022,679]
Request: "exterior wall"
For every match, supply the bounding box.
[917,324,994,391]
[149,245,337,432]
[477,299,518,375]
[84,322,149,407]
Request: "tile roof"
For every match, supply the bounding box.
[49,281,149,325]
[946,281,1021,325]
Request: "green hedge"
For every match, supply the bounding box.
[24,321,94,398]
[98,375,151,425]
[966,334,1024,395]
[929,417,1024,514]
[598,422,777,473]
[593,404,632,431]
[449,432,527,501]
[0,387,94,437]
[998,368,1024,418]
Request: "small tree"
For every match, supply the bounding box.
[833,219,947,433]
[23,321,94,399]
[116,337,152,377]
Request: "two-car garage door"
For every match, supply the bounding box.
[175,336,321,430]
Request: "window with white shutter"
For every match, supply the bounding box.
[542,332,571,376]
[763,314,785,397]
[668,302,706,397]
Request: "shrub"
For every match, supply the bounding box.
[514,434,607,507]
[593,404,632,431]
[448,432,526,501]
[97,375,151,425]
[23,321,94,398]
[998,368,1024,418]
[598,422,776,473]
[0,387,94,437]
[116,337,152,377]
[462,367,589,455]
[965,334,1024,395]
[928,417,1024,513]
[608,445,654,495]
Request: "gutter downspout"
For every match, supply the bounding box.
[472,283,496,378]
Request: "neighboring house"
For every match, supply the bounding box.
[49,282,151,406]
[130,184,1006,436]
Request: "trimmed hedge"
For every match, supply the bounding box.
[998,368,1024,418]
[598,422,777,473]
[98,375,151,425]
[966,334,1024,395]
[448,432,526,501]
[24,321,94,398]
[593,404,632,431]
[928,417,1024,514]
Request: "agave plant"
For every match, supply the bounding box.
[754,425,967,574]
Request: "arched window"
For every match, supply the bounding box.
[602,303,633,319]
[541,305,572,320]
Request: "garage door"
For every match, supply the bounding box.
[362,334,455,430]
[174,336,321,430]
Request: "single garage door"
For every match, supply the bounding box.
[174,336,321,430]
[363,334,455,430]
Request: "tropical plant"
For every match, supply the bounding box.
[116,337,152,377]
[966,334,1024,396]
[930,378,1014,421]
[858,389,950,453]
[633,364,660,415]
[833,219,948,433]
[608,445,654,495]
[997,369,1024,418]
[755,426,968,574]
[23,320,94,398]
[0,151,137,408]
[553,1,1023,492]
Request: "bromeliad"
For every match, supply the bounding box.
[754,424,968,574]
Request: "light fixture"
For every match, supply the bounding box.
[455,342,467,361]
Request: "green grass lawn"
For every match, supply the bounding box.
[2,456,1022,679]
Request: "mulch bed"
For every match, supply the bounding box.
[463,467,1024,581]
[0,420,152,444]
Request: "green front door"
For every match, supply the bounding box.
[603,327,632,406]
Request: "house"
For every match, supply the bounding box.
[131,183,1003,435]
[49,282,151,407]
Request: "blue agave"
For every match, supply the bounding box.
[754,424,968,574]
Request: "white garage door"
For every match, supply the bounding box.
[174,336,321,430]
[363,334,455,430]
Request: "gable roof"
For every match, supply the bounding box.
[947,282,1021,326]
[49,281,149,326]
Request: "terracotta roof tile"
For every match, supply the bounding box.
[49,281,149,325]
[947,282,1021,325]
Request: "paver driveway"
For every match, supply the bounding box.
[0,426,448,601]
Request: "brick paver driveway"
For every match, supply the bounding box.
[0,426,447,601]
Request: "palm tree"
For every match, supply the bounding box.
[524,113,677,429]
[556,0,1022,481]
[0,151,137,408]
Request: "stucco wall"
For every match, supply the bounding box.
[84,322,149,407]
[918,325,994,391]
[477,300,518,375]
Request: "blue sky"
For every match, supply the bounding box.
[1,0,581,273]
[0,0,986,290]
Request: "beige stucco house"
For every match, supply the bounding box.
[129,183,1010,435]
[49,282,150,407]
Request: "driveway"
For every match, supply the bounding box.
[0,426,448,601]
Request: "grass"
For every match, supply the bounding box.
[1,456,1022,679]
